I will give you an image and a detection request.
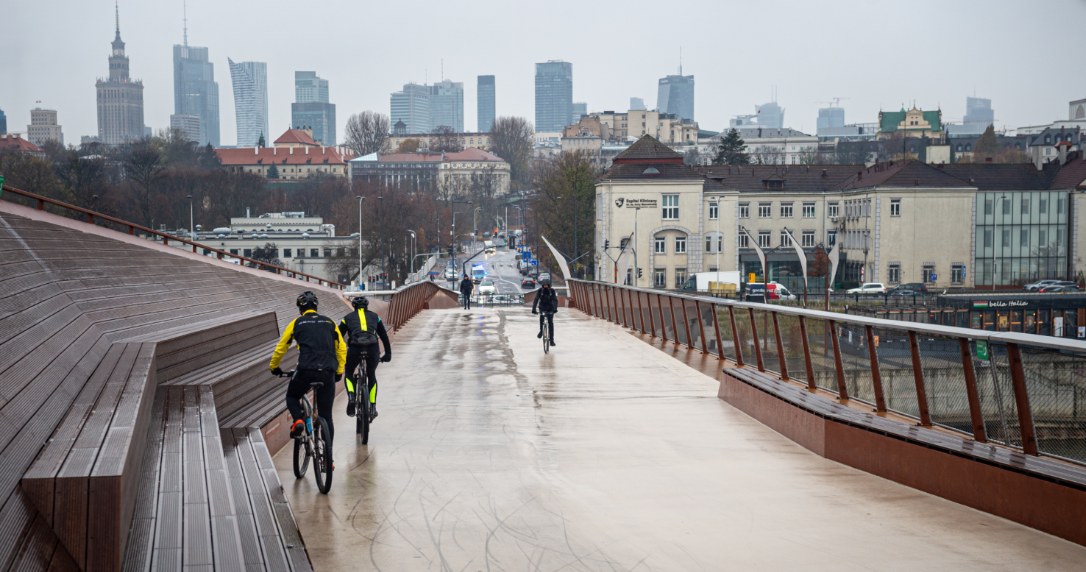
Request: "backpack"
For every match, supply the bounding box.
[348,309,379,347]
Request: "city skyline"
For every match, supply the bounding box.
[2,0,1085,145]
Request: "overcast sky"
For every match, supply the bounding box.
[4,0,1085,146]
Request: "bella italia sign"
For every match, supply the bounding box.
[614,198,658,208]
[972,300,1029,309]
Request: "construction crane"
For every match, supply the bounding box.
[815,97,850,108]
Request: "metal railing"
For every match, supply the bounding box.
[384,281,455,331]
[1,184,345,289]
[568,279,1086,466]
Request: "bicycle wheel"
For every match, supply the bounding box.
[312,416,333,494]
[293,431,310,478]
[543,329,549,354]
[357,380,371,444]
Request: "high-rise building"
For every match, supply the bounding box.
[430,80,464,132]
[96,4,144,146]
[28,108,63,147]
[228,59,268,147]
[170,114,201,142]
[630,97,646,111]
[294,71,329,104]
[731,101,785,130]
[535,61,573,132]
[657,74,695,121]
[292,72,336,146]
[572,102,587,125]
[964,96,994,128]
[0,108,7,135]
[477,75,495,132]
[816,106,846,136]
[173,28,220,147]
[390,83,431,134]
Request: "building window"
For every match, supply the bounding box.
[674,236,687,254]
[984,197,993,216]
[1020,197,1030,215]
[780,203,793,218]
[1040,196,1048,212]
[662,194,679,219]
[827,229,837,246]
[1001,229,1011,248]
[780,230,791,246]
[653,269,666,288]
[951,264,965,285]
[229,249,239,255]
[983,229,993,248]
[758,202,772,218]
[654,237,666,253]
[828,202,839,218]
[888,263,901,284]
[757,231,771,248]
[674,268,687,289]
[1020,229,1030,248]
[310,248,319,257]
[705,235,713,253]
[890,198,901,217]
[1002,198,1011,216]
[243,249,253,257]
[802,202,815,218]
[801,230,815,247]
[708,202,719,220]
[738,203,750,219]
[922,264,936,283]
[283,248,292,258]
[738,232,749,248]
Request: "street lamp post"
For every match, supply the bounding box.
[862,228,870,284]
[473,206,481,245]
[633,206,641,286]
[356,196,365,288]
[407,230,417,275]
[186,194,194,240]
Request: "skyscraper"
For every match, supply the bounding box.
[96,3,144,146]
[630,97,646,111]
[430,80,464,132]
[571,102,587,125]
[28,108,63,147]
[228,59,268,147]
[477,75,495,132]
[816,106,845,136]
[964,96,994,128]
[390,83,432,134]
[0,108,7,135]
[292,71,336,146]
[657,74,695,121]
[535,61,572,132]
[173,24,220,147]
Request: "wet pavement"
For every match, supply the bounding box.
[275,307,1086,571]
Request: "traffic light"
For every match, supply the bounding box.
[604,239,610,249]
[637,268,643,278]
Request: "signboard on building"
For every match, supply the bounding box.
[614,198,658,209]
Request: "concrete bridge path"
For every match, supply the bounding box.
[275,307,1086,570]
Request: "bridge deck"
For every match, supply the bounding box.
[276,307,1086,570]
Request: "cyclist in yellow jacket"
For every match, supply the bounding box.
[270,291,347,445]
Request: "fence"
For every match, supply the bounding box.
[568,279,1086,466]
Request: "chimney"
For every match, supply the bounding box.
[1058,141,1069,165]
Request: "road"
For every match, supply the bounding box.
[440,245,534,297]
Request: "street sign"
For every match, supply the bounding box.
[976,340,989,361]
[530,260,538,266]
[931,273,938,281]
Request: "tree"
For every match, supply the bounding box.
[123,138,164,226]
[489,116,534,188]
[396,138,420,154]
[713,128,750,165]
[267,163,279,179]
[344,111,390,156]
[532,151,600,279]
[973,124,998,160]
[251,242,283,267]
[430,126,463,152]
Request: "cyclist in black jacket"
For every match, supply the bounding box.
[270,291,347,443]
[338,296,391,420]
[532,277,559,346]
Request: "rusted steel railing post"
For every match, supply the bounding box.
[748,308,765,372]
[711,302,725,361]
[634,289,644,333]
[798,316,816,390]
[828,320,849,401]
[609,285,619,323]
[958,338,987,442]
[771,313,789,381]
[1007,343,1038,455]
[728,306,743,367]
[622,287,631,328]
[646,292,657,338]
[908,331,932,426]
[667,296,680,347]
[695,301,708,354]
[865,325,887,412]
[657,294,668,343]
[680,298,693,350]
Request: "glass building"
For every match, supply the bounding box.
[974,191,1070,286]
[292,71,335,145]
[477,75,495,133]
[657,74,695,122]
[430,80,464,132]
[173,44,220,147]
[535,61,572,132]
[228,59,268,148]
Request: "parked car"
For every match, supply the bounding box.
[888,282,928,294]
[477,279,496,295]
[1024,279,1062,292]
[847,282,888,295]
[538,272,551,284]
[521,277,537,289]
[444,268,458,280]
[1040,283,1081,293]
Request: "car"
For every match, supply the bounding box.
[888,282,929,294]
[743,282,795,302]
[847,282,888,295]
[521,277,536,289]
[477,279,496,295]
[537,272,551,284]
[471,267,486,283]
[888,289,921,297]
[1040,283,1081,293]
[1024,279,1062,292]
[444,268,458,280]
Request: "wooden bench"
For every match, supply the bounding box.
[21,342,157,570]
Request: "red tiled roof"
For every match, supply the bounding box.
[840,160,973,190]
[215,146,346,166]
[273,129,318,146]
[611,135,683,164]
[0,135,43,154]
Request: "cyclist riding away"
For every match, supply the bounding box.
[532,277,559,346]
[338,296,391,420]
[459,273,474,310]
[270,291,347,449]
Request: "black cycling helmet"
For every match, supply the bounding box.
[540,277,552,286]
[296,291,319,311]
[351,296,369,310]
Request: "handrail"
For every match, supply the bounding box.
[1,183,346,289]
[568,279,1086,466]
[384,281,454,331]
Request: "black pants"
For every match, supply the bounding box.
[285,369,336,443]
[538,311,554,340]
[344,344,380,404]
[461,291,472,309]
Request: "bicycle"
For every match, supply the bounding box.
[352,354,373,444]
[278,370,333,494]
[540,311,555,354]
